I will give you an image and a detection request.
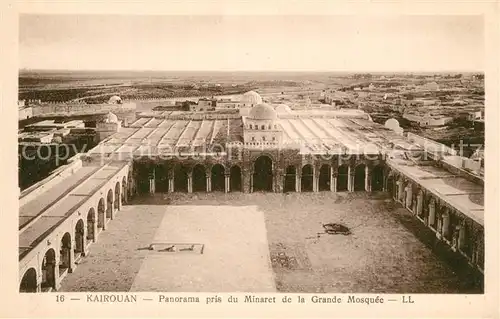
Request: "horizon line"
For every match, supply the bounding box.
[19,68,483,74]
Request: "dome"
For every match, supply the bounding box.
[249,103,277,120]
[104,112,119,123]
[275,104,291,113]
[108,95,122,104]
[240,91,263,105]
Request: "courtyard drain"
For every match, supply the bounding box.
[138,243,204,254]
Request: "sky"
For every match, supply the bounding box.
[19,15,484,72]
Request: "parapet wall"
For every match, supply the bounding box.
[19,155,83,206]
[406,132,457,156]
[31,102,136,117]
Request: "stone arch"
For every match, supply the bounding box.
[192,164,207,192]
[253,155,273,192]
[87,208,96,243]
[284,165,296,192]
[106,189,113,220]
[230,165,242,192]
[337,164,349,191]
[114,181,120,211]
[41,248,57,291]
[371,164,384,191]
[301,164,314,192]
[136,162,150,194]
[174,164,189,192]
[318,164,330,191]
[74,219,85,258]
[59,232,72,274]
[211,164,225,192]
[154,163,169,193]
[97,198,105,230]
[19,268,37,293]
[354,164,366,191]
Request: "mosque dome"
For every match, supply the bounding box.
[104,112,119,123]
[275,104,291,113]
[108,95,122,104]
[240,91,263,105]
[249,103,278,120]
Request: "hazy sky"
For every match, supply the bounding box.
[19,15,484,72]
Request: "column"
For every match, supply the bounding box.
[206,175,211,192]
[149,166,155,194]
[225,174,230,193]
[398,180,405,203]
[347,166,354,192]
[187,173,193,193]
[428,200,436,228]
[365,166,371,192]
[249,174,254,193]
[442,211,450,239]
[296,171,301,192]
[168,176,174,193]
[330,173,337,192]
[313,166,318,192]
[405,185,412,209]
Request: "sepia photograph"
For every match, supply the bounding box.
[2,1,497,315]
[15,13,488,297]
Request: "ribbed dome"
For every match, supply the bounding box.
[104,112,119,123]
[275,104,291,113]
[240,91,263,105]
[249,103,277,120]
[108,95,122,104]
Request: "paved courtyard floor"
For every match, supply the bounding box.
[60,192,478,293]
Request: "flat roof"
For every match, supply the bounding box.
[387,157,484,226]
[90,112,422,156]
[19,161,127,259]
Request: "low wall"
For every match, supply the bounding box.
[19,155,83,206]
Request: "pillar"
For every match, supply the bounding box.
[331,173,337,192]
[296,171,301,192]
[187,173,193,193]
[428,200,436,228]
[206,175,211,192]
[149,166,155,194]
[313,166,318,192]
[365,166,371,192]
[405,184,412,209]
[417,192,423,216]
[442,211,450,238]
[347,166,353,192]
[249,173,253,193]
[225,174,230,193]
[458,222,466,251]
[168,176,174,193]
[397,180,405,203]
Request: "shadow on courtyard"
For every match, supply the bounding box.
[383,201,484,293]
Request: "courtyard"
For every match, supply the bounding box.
[60,192,478,293]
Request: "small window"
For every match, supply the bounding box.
[262,136,266,141]
[251,136,255,141]
[272,137,276,141]
[261,125,265,130]
[268,125,271,130]
[249,124,252,129]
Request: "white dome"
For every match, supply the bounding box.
[104,112,119,123]
[240,91,263,105]
[249,103,277,120]
[275,104,291,113]
[108,95,122,104]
